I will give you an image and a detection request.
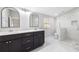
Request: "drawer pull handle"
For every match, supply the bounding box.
[25,47,31,50]
[25,34,32,36]
[5,42,8,43]
[26,40,31,43]
[9,41,12,43]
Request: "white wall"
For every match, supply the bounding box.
[38,14,56,36]
[16,8,31,30]
[30,13,56,36]
[57,8,79,29]
[44,16,56,36]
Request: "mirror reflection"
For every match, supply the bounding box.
[30,13,39,27]
[1,7,20,28]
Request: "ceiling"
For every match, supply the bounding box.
[25,7,74,17]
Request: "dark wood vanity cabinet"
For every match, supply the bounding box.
[22,33,34,52]
[8,39,22,52]
[0,31,44,52]
[33,31,44,48]
[0,41,9,52]
[0,39,22,52]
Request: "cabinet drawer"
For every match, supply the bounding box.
[22,33,33,37]
[33,31,44,35]
[8,39,22,52]
[23,39,33,44]
[22,37,33,44]
[0,33,33,42]
[0,41,9,52]
[22,44,33,52]
[33,31,44,49]
[0,34,22,42]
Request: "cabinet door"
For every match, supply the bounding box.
[22,37,33,52]
[33,33,39,48]
[38,31,44,46]
[0,41,9,52]
[33,31,44,48]
[8,39,22,52]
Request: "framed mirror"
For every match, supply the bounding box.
[1,7,20,28]
[30,13,39,27]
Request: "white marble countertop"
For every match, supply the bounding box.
[0,29,44,36]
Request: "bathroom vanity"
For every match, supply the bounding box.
[0,29,44,52]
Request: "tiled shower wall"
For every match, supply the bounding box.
[56,8,79,41]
